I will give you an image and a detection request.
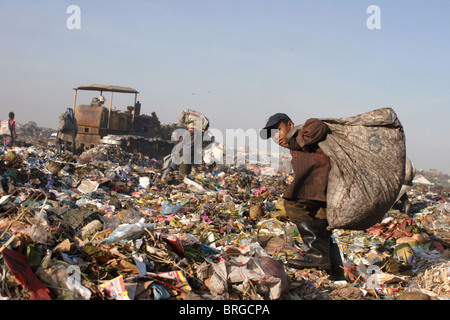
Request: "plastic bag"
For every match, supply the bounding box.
[36,261,91,300]
[0,120,10,136]
[103,218,154,243]
[160,200,182,214]
[183,177,206,193]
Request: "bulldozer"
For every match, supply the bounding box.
[71,84,163,151]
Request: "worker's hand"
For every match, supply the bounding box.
[286,133,301,150]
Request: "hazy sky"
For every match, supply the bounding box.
[1,1,449,173]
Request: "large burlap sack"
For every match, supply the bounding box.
[318,108,406,230]
[178,109,209,131]
[58,109,77,134]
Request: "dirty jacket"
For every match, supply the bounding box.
[283,118,331,202]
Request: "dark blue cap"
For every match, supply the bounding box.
[260,113,292,139]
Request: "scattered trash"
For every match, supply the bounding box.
[0,139,449,300]
[100,275,130,300]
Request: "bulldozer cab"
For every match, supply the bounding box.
[72,84,160,151]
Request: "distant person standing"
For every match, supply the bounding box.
[177,109,210,177]
[2,112,16,147]
[57,108,78,153]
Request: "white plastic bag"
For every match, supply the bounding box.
[0,120,10,136]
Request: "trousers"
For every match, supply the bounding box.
[283,198,328,226]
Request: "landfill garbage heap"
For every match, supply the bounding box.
[0,138,449,300]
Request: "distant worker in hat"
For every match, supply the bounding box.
[261,113,335,271]
[91,97,100,107]
[98,95,106,106]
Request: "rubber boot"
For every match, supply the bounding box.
[329,241,345,280]
[287,219,331,270]
[404,200,413,217]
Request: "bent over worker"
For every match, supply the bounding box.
[57,108,78,153]
[261,113,334,270]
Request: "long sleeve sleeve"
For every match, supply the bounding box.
[295,118,329,148]
[284,118,331,201]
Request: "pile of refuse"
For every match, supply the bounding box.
[13,122,55,147]
[0,142,449,300]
